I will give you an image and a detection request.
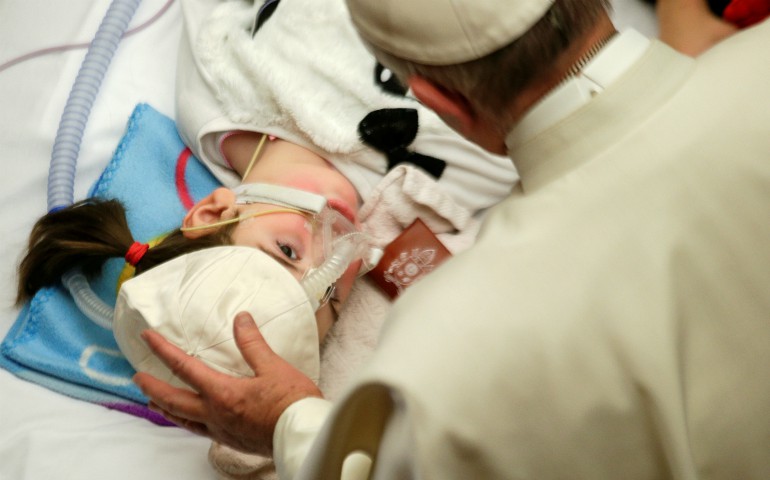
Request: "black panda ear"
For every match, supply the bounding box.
[252,0,280,36]
[374,63,409,97]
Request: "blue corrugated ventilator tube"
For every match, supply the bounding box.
[50,0,142,328]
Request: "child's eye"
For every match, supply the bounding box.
[278,243,298,261]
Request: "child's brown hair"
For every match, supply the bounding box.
[16,198,233,305]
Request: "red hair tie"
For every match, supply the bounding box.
[125,242,150,267]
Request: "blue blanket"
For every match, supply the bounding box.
[0,104,221,423]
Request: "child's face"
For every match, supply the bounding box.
[230,205,319,277]
[187,137,365,341]
[236,140,364,340]
[240,139,360,228]
[228,202,361,341]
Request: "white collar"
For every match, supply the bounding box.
[507,29,650,148]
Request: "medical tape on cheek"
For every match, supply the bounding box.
[232,183,327,213]
[234,183,345,261]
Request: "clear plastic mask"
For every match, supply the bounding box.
[232,183,366,276]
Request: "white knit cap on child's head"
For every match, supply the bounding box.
[113,246,320,387]
[345,0,555,65]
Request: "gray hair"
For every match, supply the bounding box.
[368,0,611,127]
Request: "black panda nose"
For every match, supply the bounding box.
[358,108,446,179]
[358,108,418,152]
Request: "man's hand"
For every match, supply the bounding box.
[134,311,323,456]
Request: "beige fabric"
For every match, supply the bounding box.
[282,21,770,480]
[344,0,555,64]
[114,246,320,387]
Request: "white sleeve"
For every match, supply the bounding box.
[273,397,334,480]
[273,397,373,480]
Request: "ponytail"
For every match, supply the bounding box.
[16,198,233,306]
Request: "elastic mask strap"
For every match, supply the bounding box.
[180,207,306,233]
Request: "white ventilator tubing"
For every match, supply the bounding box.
[301,232,372,310]
[62,269,115,329]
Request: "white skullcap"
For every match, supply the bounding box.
[113,246,320,387]
[345,0,555,65]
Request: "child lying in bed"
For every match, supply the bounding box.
[14,0,517,476]
[17,0,515,334]
[16,133,372,343]
[15,0,515,405]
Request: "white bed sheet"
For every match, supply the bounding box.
[0,1,657,479]
[0,1,213,479]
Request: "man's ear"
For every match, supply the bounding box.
[182,187,238,239]
[407,75,477,135]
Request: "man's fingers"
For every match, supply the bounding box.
[233,312,277,374]
[141,329,223,393]
[134,371,209,420]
